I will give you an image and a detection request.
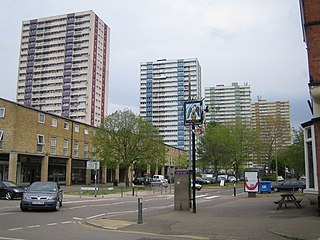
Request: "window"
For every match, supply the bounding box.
[74,124,79,133]
[84,127,89,135]
[52,118,58,127]
[0,130,3,150]
[38,113,45,123]
[50,137,56,154]
[305,126,315,189]
[64,121,69,130]
[0,107,5,118]
[84,143,88,159]
[37,134,45,152]
[63,140,68,156]
[74,141,78,157]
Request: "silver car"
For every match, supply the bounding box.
[20,181,63,211]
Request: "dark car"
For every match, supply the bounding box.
[0,181,26,200]
[20,181,63,211]
[195,177,206,184]
[272,179,306,192]
[133,177,145,185]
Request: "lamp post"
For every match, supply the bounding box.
[94,158,98,197]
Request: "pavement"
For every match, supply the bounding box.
[61,185,320,240]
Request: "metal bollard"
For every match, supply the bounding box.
[138,198,143,224]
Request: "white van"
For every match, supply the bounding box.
[152,175,168,187]
[153,175,165,181]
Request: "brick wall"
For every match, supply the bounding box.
[302,0,320,84]
[0,98,95,160]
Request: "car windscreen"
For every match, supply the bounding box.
[2,181,18,187]
[29,182,57,192]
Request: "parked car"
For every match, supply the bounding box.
[0,181,26,200]
[272,179,306,192]
[133,177,145,185]
[20,181,63,211]
[195,177,207,184]
[191,181,202,191]
[202,177,216,184]
[228,176,236,183]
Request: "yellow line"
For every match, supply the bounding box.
[76,221,209,240]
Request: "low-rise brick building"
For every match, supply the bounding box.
[0,98,184,186]
[0,97,100,185]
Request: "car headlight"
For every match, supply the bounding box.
[47,195,56,200]
[23,195,31,200]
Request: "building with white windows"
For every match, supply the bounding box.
[204,82,251,124]
[16,10,110,126]
[140,58,202,150]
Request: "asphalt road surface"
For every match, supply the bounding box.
[0,186,244,240]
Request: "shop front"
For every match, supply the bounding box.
[20,155,41,184]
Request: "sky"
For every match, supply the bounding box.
[0,0,312,128]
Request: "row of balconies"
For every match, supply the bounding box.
[22,20,91,34]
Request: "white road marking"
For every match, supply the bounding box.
[0,237,26,240]
[86,213,106,220]
[27,225,40,229]
[204,196,221,200]
[111,202,123,205]
[63,198,117,204]
[8,228,23,231]
[69,205,88,209]
[89,203,112,206]
[106,210,135,215]
[47,223,57,226]
[61,221,72,224]
[148,206,170,210]
[195,194,207,198]
[73,217,83,220]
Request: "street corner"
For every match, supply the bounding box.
[86,218,135,230]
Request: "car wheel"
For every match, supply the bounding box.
[54,200,61,211]
[273,187,278,192]
[20,202,28,212]
[5,191,13,200]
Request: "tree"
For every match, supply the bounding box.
[254,114,291,177]
[93,110,165,186]
[197,123,235,180]
[228,120,260,180]
[278,128,305,178]
[174,152,189,169]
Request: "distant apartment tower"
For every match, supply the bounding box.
[251,100,291,148]
[140,58,201,150]
[204,82,251,124]
[16,10,110,126]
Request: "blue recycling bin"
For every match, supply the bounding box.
[259,181,271,193]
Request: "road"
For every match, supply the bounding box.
[0,186,245,240]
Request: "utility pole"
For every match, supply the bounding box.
[192,123,196,213]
